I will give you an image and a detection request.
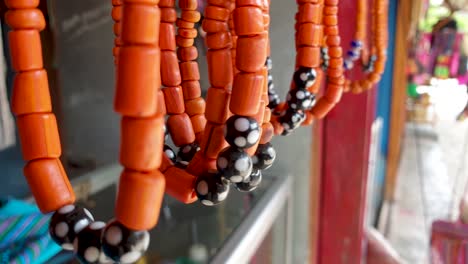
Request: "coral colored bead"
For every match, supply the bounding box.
[113,22,122,36]
[177,46,198,61]
[325,25,339,36]
[124,0,159,3]
[120,116,165,171]
[112,6,123,20]
[167,113,196,146]
[202,18,228,33]
[297,23,322,47]
[158,0,175,7]
[230,72,263,116]
[297,47,320,68]
[260,122,274,144]
[206,32,232,49]
[161,51,181,86]
[328,46,342,58]
[298,3,322,24]
[160,23,176,50]
[179,0,197,10]
[115,169,165,230]
[164,166,197,203]
[12,70,51,116]
[324,84,343,104]
[208,0,232,8]
[121,5,161,45]
[324,6,338,15]
[323,15,337,26]
[115,46,160,117]
[181,81,202,100]
[9,30,43,71]
[263,107,271,123]
[185,97,205,116]
[160,154,173,172]
[234,7,264,36]
[329,57,343,68]
[326,35,341,46]
[156,90,167,115]
[176,19,195,29]
[191,114,207,133]
[207,49,233,88]
[113,0,123,6]
[180,61,200,81]
[205,88,230,124]
[181,10,201,22]
[160,7,177,22]
[311,99,334,118]
[178,28,197,39]
[17,113,61,161]
[236,34,267,73]
[302,113,315,126]
[327,67,343,78]
[236,0,263,7]
[176,35,194,47]
[271,118,284,135]
[5,9,46,31]
[24,158,75,213]
[200,123,228,159]
[162,86,185,114]
[369,73,381,83]
[5,0,39,8]
[205,6,230,21]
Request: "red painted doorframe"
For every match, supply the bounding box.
[317,1,377,263]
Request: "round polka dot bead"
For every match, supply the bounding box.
[280,110,306,135]
[74,221,111,264]
[252,142,276,171]
[286,89,316,111]
[49,205,94,251]
[224,116,260,149]
[177,143,200,163]
[164,145,176,163]
[101,220,150,264]
[293,67,317,90]
[265,56,273,71]
[195,172,230,206]
[216,146,253,183]
[268,93,280,109]
[235,169,262,193]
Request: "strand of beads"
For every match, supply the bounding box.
[344,0,388,93]
[111,0,123,65]
[176,0,207,148]
[191,0,233,206]
[343,0,367,70]
[105,0,166,262]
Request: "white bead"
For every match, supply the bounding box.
[84,208,94,221]
[106,226,123,246]
[234,137,247,148]
[201,200,214,206]
[58,205,75,214]
[84,247,100,262]
[74,219,91,233]
[90,221,106,230]
[234,158,249,172]
[234,118,250,132]
[62,243,74,251]
[55,222,69,238]
[296,90,305,99]
[247,130,260,145]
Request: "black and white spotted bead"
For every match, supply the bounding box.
[252,142,276,171]
[364,55,377,73]
[101,220,150,264]
[217,147,253,183]
[195,172,230,206]
[265,56,273,71]
[293,67,317,90]
[268,93,280,109]
[286,89,316,111]
[280,110,305,135]
[49,205,94,251]
[235,169,262,192]
[224,115,260,149]
[74,221,111,264]
[164,125,169,141]
[164,145,176,163]
[177,143,200,164]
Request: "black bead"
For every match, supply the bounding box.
[101,220,150,264]
[74,221,111,264]
[177,143,200,163]
[268,93,280,109]
[235,169,263,192]
[49,205,94,251]
[163,145,176,163]
[280,109,305,134]
[286,89,316,111]
[293,67,317,89]
[224,115,260,149]
[252,143,276,170]
[217,147,253,183]
[195,172,230,206]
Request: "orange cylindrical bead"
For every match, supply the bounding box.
[181,81,201,100]
[121,4,161,44]
[297,23,322,47]
[311,99,335,119]
[160,7,177,22]
[176,35,194,47]
[178,28,197,39]
[176,19,195,29]
[179,0,198,10]
[297,46,320,68]
[115,46,160,117]
[191,114,207,133]
[115,169,165,230]
[180,61,200,81]
[185,97,205,116]
[230,72,263,116]
[205,88,230,124]
[200,123,228,159]
[233,7,264,35]
[120,115,164,171]
[260,122,274,144]
[181,10,201,22]
[24,158,75,213]
[160,23,176,50]
[161,51,181,86]
[177,46,198,61]
[156,90,167,115]
[206,32,231,49]
[17,113,61,161]
[164,166,197,203]
[9,30,43,71]
[205,6,230,21]
[167,113,196,146]
[162,86,185,114]
[5,0,39,8]
[298,3,322,24]
[207,49,233,88]
[236,34,267,73]
[5,9,46,30]
[202,18,228,33]
[12,70,51,115]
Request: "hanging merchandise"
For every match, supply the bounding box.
[4,0,390,263]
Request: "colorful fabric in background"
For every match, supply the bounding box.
[431,220,468,263]
[0,199,61,264]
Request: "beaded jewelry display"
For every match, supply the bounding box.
[5,0,388,263]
